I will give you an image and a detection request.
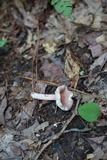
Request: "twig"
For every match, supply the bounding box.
[19,75,58,86]
[34,98,80,160]
[20,75,91,95]
[0,28,11,32]
[42,127,91,143]
[32,25,40,91]
[64,127,91,133]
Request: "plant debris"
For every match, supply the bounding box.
[0,0,107,159]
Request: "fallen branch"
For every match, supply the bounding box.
[34,98,80,160]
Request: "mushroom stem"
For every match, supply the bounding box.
[31,85,74,111]
[31,92,56,100]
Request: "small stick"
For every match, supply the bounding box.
[19,75,58,86]
[34,98,80,160]
[0,28,11,32]
[32,25,40,91]
[20,75,91,95]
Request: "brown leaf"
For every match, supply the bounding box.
[23,12,38,28]
[88,52,107,84]
[0,87,6,100]
[16,100,36,129]
[40,59,67,82]
[91,147,104,160]
[64,49,80,79]
[90,52,107,71]
[88,44,102,58]
[0,89,7,125]
[22,119,39,139]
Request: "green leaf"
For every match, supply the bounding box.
[0,38,7,47]
[79,70,84,76]
[63,6,72,18]
[51,0,58,5]
[78,102,100,122]
[51,0,72,18]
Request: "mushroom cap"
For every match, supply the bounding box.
[55,85,73,111]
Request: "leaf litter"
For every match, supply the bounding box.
[0,0,107,159]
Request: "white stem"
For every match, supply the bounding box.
[31,92,56,100]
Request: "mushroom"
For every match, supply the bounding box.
[31,85,73,111]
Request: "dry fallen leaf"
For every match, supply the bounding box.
[96,34,107,48]
[22,121,50,145]
[35,82,47,94]
[64,49,80,88]
[87,136,105,159]
[78,32,101,48]
[45,14,77,45]
[90,51,107,68]
[87,153,94,159]
[35,121,49,133]
[18,29,35,55]
[22,119,39,140]
[91,16,102,29]
[64,49,80,79]
[88,44,102,58]
[14,0,38,28]
[72,3,93,26]
[0,87,6,100]
[23,12,38,28]
[91,147,104,160]
[84,0,102,29]
[40,59,68,82]
[16,100,36,129]
[0,87,7,125]
[89,52,107,84]
[96,34,105,43]
[43,35,57,54]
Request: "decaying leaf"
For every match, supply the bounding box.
[40,59,68,82]
[91,148,104,160]
[91,16,102,29]
[22,119,39,139]
[88,44,102,58]
[35,82,47,93]
[96,34,107,48]
[87,136,105,160]
[23,12,38,28]
[22,121,49,140]
[18,29,36,54]
[87,153,94,159]
[14,0,38,28]
[90,52,107,69]
[78,32,101,48]
[72,3,93,26]
[45,14,77,44]
[64,49,80,79]
[0,87,7,125]
[43,35,57,54]
[84,0,102,29]
[96,34,105,43]
[16,100,36,129]
[64,49,80,87]
[34,121,49,133]
[0,87,6,100]
[89,52,107,83]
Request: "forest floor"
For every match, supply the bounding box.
[0,0,107,160]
